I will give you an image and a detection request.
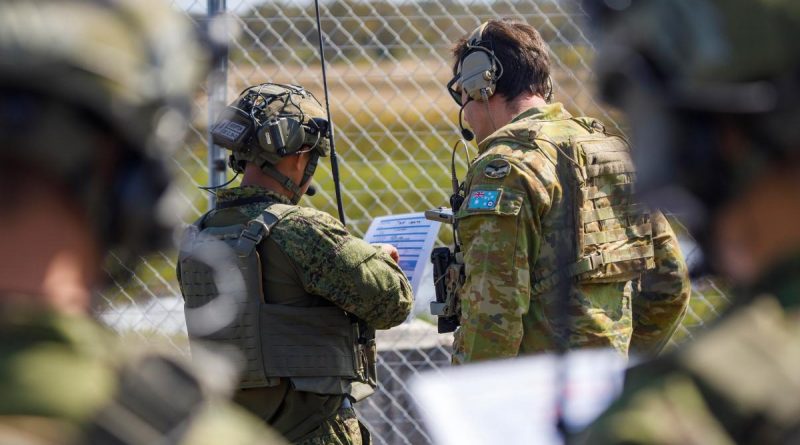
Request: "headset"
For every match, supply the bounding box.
[447,23,504,107]
[211,83,330,173]
[447,21,554,108]
[210,83,330,202]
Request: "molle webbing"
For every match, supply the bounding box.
[179,203,364,391]
[572,133,654,281]
[583,222,652,246]
[530,119,654,294]
[259,304,359,378]
[180,217,277,388]
[580,204,646,224]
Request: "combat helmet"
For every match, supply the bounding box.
[211,82,331,203]
[0,0,206,256]
[588,0,800,228]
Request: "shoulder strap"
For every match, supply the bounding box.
[259,202,298,227]
[177,212,213,261]
[570,116,607,134]
[234,203,298,258]
[191,210,213,231]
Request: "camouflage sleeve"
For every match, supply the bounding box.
[276,209,413,329]
[567,365,733,445]
[630,210,691,356]
[181,399,291,445]
[453,151,553,363]
[572,297,792,444]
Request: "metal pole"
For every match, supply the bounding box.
[207,0,228,208]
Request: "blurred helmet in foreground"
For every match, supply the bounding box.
[0,0,207,256]
[588,0,800,236]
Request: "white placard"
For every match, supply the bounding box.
[410,349,627,445]
[364,212,441,298]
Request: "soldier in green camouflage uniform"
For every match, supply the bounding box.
[0,1,287,444]
[177,84,413,445]
[446,19,690,363]
[571,0,800,443]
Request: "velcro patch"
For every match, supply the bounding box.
[466,189,501,210]
[484,159,510,179]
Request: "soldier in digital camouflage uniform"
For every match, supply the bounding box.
[177,83,413,445]
[444,18,691,364]
[0,1,288,444]
[570,0,800,443]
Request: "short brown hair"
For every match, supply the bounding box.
[452,18,551,101]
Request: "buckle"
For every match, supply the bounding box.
[235,222,268,257]
[588,251,605,270]
[241,221,266,242]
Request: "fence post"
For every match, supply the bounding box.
[207,0,228,208]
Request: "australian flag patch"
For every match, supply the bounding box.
[466,189,501,210]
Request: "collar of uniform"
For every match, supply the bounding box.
[748,252,800,309]
[477,102,572,153]
[511,102,571,124]
[216,185,292,206]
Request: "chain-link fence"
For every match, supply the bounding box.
[95,1,730,444]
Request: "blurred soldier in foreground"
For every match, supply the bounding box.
[0,0,288,444]
[443,18,690,363]
[572,0,800,443]
[177,82,413,444]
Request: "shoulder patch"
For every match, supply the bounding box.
[484,159,510,179]
[466,189,501,210]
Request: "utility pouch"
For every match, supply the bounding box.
[531,127,655,295]
[430,246,463,333]
[571,134,655,283]
[259,304,359,378]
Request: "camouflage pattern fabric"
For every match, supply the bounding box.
[630,211,691,356]
[0,303,289,445]
[197,185,412,443]
[295,408,368,445]
[570,256,800,444]
[452,103,690,363]
[212,185,413,329]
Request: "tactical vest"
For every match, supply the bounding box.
[477,115,655,294]
[178,203,376,400]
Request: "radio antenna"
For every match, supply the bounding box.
[313,0,346,225]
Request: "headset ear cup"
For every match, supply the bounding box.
[283,118,306,153]
[461,49,496,101]
[256,117,306,156]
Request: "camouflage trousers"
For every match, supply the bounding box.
[295,406,370,445]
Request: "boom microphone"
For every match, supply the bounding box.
[458,100,474,141]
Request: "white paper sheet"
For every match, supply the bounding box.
[410,349,627,445]
[363,212,441,298]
